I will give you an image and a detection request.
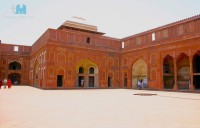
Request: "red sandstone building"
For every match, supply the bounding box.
[1,15,200,92]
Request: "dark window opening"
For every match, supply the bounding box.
[86,37,90,44]
[89,67,94,74]
[79,67,84,74]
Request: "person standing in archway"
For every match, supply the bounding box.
[81,79,84,87]
[7,79,12,89]
[3,78,7,89]
[137,80,141,89]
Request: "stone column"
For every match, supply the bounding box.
[173,57,178,90]
[189,55,194,91]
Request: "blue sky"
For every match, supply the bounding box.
[0,0,200,46]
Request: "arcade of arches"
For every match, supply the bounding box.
[163,52,200,90]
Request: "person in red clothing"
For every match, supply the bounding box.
[7,79,12,89]
[0,79,2,89]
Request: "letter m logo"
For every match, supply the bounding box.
[15,4,26,14]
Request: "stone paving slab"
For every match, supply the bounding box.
[0,86,200,128]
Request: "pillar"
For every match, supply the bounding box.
[173,57,178,90]
[189,55,194,91]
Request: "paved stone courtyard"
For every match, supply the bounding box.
[0,86,200,128]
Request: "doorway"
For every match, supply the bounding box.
[132,59,148,88]
[78,76,84,87]
[108,77,112,87]
[124,77,127,87]
[89,76,94,87]
[8,73,21,85]
[57,75,63,87]
[163,55,174,89]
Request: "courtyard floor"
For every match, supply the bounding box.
[0,86,200,128]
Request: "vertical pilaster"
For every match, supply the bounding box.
[189,55,194,91]
[173,57,178,90]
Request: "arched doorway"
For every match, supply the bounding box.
[163,55,174,89]
[108,71,113,88]
[57,68,64,87]
[132,59,148,88]
[193,52,200,89]
[8,73,21,85]
[177,53,190,89]
[75,59,99,88]
[33,60,39,87]
[124,72,127,88]
[9,61,21,70]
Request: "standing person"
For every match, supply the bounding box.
[3,78,7,89]
[7,79,12,89]
[81,79,84,87]
[0,79,2,89]
[140,79,143,89]
[137,80,141,89]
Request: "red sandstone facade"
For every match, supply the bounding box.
[1,15,200,92]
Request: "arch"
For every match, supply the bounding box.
[57,68,65,75]
[163,55,174,89]
[89,67,94,74]
[193,52,200,89]
[75,59,99,88]
[57,52,66,62]
[124,71,128,87]
[79,67,84,74]
[8,73,21,85]
[132,59,148,88]
[33,60,39,87]
[9,61,21,70]
[177,53,190,89]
